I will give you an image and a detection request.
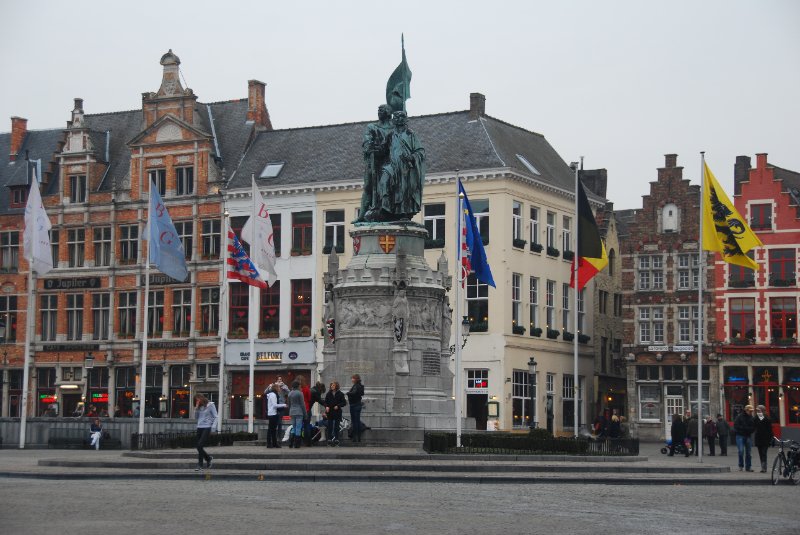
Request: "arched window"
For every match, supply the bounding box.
[662,203,678,233]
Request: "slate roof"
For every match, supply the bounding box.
[771,164,800,217]
[84,109,144,191]
[0,128,63,213]
[230,110,600,202]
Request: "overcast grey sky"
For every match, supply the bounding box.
[1,0,798,209]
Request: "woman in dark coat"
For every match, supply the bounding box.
[324,381,347,446]
[753,404,774,473]
[669,413,689,457]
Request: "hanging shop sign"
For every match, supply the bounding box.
[224,340,314,365]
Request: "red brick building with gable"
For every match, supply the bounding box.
[715,153,800,438]
[620,154,720,441]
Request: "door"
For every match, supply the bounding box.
[546,395,554,434]
[665,396,684,440]
[61,393,81,418]
[466,394,488,430]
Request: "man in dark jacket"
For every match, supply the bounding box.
[686,413,699,456]
[753,404,774,473]
[346,374,366,443]
[703,416,717,456]
[669,413,689,457]
[733,404,756,472]
[715,414,730,456]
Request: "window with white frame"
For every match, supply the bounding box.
[677,254,700,290]
[0,231,19,272]
[639,306,664,344]
[148,169,166,196]
[50,230,59,269]
[118,291,137,337]
[562,216,572,253]
[200,288,220,335]
[546,212,556,249]
[119,225,138,263]
[201,219,221,259]
[529,207,540,246]
[147,290,165,336]
[67,228,85,268]
[639,385,661,421]
[466,369,488,390]
[324,210,345,252]
[546,280,555,328]
[172,288,192,335]
[423,204,446,245]
[174,221,193,260]
[40,295,57,341]
[466,274,489,331]
[472,199,489,244]
[577,289,585,333]
[175,167,194,195]
[512,273,522,330]
[512,201,523,241]
[69,175,87,203]
[678,305,701,344]
[689,384,711,419]
[92,293,110,341]
[0,296,17,343]
[196,363,220,380]
[93,227,111,267]
[546,373,555,394]
[66,294,83,341]
[512,370,531,428]
[562,283,570,331]
[529,276,539,333]
[638,255,663,290]
[562,375,583,428]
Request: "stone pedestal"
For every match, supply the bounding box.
[321,222,466,431]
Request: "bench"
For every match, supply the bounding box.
[47,427,123,449]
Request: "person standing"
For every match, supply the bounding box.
[733,404,756,472]
[299,376,312,446]
[194,394,217,471]
[753,404,774,473]
[669,413,689,457]
[703,415,717,456]
[266,384,287,449]
[287,381,307,449]
[89,418,103,450]
[324,381,346,446]
[608,415,621,439]
[686,412,699,456]
[346,374,365,443]
[272,377,290,443]
[715,414,730,456]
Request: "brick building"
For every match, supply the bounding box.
[715,154,800,438]
[620,154,719,441]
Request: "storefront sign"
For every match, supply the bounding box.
[647,345,669,352]
[141,274,186,286]
[39,394,57,403]
[672,345,695,352]
[149,341,190,349]
[43,277,101,290]
[224,340,315,365]
[91,393,109,403]
[42,344,100,352]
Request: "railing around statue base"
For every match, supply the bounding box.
[423,432,639,456]
[130,430,258,450]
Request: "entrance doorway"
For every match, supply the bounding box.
[61,393,81,418]
[546,395,554,434]
[665,393,684,440]
[466,394,488,431]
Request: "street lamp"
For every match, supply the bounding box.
[528,356,538,430]
[84,352,95,369]
[450,316,472,354]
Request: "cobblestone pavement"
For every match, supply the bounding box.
[0,478,797,535]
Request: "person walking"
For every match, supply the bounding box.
[716,414,730,456]
[669,413,689,457]
[89,418,103,450]
[733,404,756,472]
[346,374,365,443]
[194,394,217,471]
[753,404,774,473]
[686,412,699,456]
[298,376,312,446]
[324,381,346,446]
[266,384,287,449]
[703,415,717,456]
[287,381,307,449]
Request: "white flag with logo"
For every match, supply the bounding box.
[242,176,278,286]
[23,181,53,275]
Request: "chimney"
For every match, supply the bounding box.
[756,153,768,170]
[469,92,486,120]
[247,80,273,130]
[733,155,751,195]
[664,154,677,168]
[10,117,27,162]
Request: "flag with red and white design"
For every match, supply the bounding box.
[227,227,267,289]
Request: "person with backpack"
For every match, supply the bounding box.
[703,415,718,456]
[324,381,346,446]
[287,381,307,449]
[346,374,365,443]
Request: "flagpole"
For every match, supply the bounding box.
[697,152,705,463]
[572,161,580,438]
[18,267,35,448]
[139,233,151,437]
[217,207,230,433]
[247,179,258,434]
[455,177,464,448]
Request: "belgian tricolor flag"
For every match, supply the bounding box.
[570,182,608,290]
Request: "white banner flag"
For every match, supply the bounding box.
[23,181,53,275]
[242,176,278,286]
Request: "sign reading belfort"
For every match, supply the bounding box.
[224,341,314,365]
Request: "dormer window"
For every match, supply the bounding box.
[750,204,772,230]
[9,186,28,208]
[662,203,678,233]
[260,162,285,179]
[69,175,87,203]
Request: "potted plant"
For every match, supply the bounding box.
[546,328,560,339]
[512,324,526,335]
[290,248,301,257]
[470,321,488,333]
[481,235,490,246]
[290,329,301,337]
[530,242,543,253]
[546,246,560,258]
[424,238,445,249]
[260,330,279,339]
[531,327,543,337]
[228,329,247,339]
[563,250,575,261]
[512,238,527,249]
[563,331,575,342]
[300,325,311,337]
[578,333,591,344]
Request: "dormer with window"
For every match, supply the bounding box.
[749,203,772,231]
[8,186,28,208]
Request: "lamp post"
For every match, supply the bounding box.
[528,356,538,430]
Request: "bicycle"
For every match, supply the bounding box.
[770,437,800,485]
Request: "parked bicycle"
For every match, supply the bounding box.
[770,437,800,485]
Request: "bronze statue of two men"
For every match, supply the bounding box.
[357,105,425,223]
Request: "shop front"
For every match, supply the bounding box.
[721,363,795,438]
